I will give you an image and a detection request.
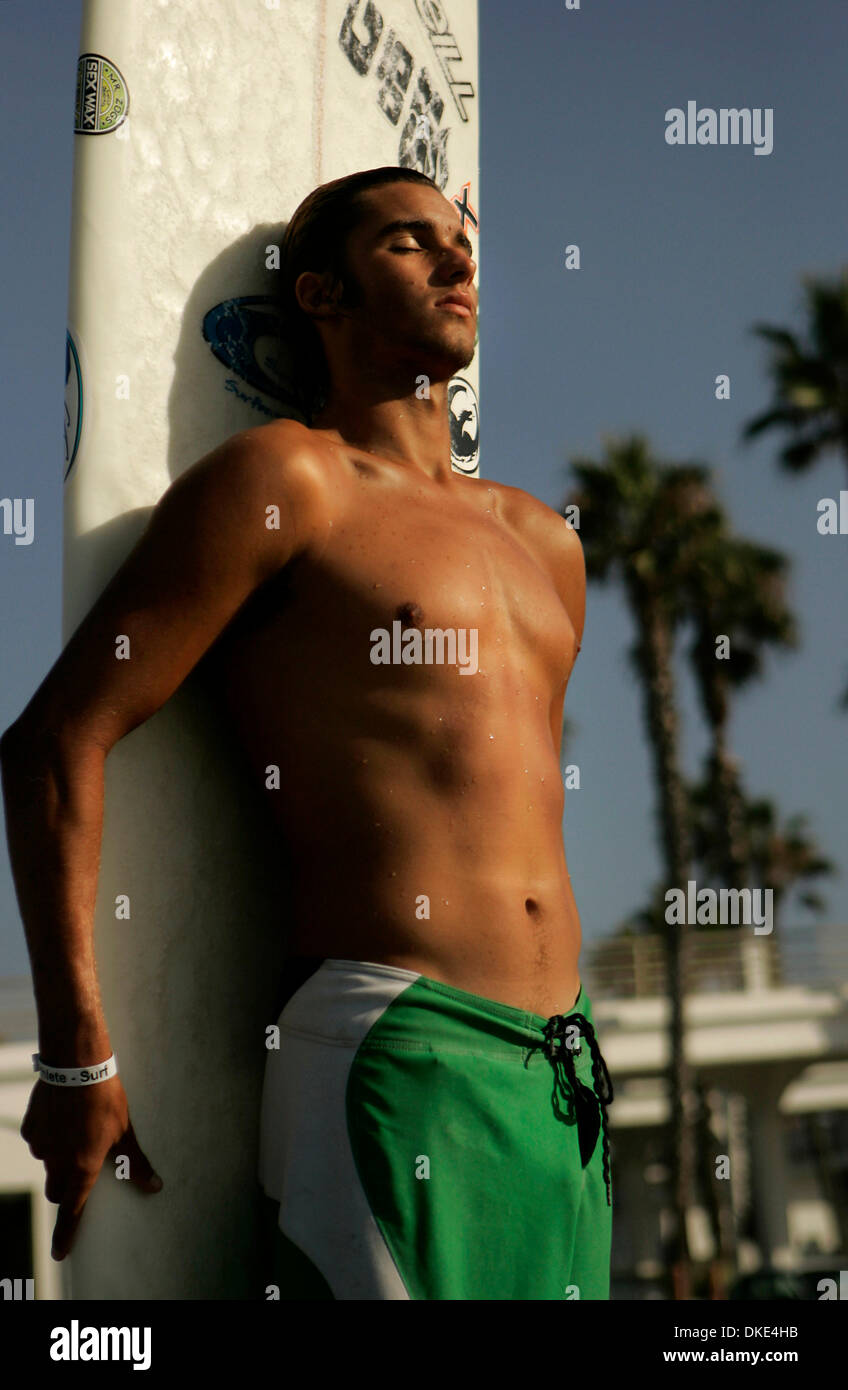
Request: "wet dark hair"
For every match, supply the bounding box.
[278,166,439,422]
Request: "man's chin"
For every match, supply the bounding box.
[419,338,477,378]
[374,328,476,384]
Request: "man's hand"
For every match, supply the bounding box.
[20,1076,162,1260]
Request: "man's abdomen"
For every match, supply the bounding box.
[283,776,582,1019]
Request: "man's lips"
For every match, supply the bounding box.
[435,293,474,317]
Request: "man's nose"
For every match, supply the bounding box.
[439,245,477,283]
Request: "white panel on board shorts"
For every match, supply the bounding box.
[63,0,479,1299]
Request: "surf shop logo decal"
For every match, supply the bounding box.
[448,376,479,474]
[64,329,83,482]
[202,296,302,420]
[414,0,476,123]
[338,0,458,189]
[74,54,129,134]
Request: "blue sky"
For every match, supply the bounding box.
[2,0,847,979]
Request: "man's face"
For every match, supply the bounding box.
[333,182,478,380]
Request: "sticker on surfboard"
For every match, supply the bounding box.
[74,54,129,134]
[64,328,84,482]
[447,376,479,473]
[202,296,299,421]
[450,180,478,237]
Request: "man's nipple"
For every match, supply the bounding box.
[396,601,424,628]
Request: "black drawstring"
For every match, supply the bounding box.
[524,1013,614,1208]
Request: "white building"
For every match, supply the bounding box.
[584,925,848,1298]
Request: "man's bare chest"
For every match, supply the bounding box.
[225,481,576,684]
[194,482,581,810]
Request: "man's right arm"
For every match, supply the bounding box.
[0,421,328,1255]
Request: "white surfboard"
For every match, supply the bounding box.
[63,0,479,1299]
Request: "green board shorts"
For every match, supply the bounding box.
[258,957,614,1300]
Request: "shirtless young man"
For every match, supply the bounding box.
[1,166,613,1301]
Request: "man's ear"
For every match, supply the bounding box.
[295,269,340,318]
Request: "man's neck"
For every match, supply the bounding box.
[313,381,455,484]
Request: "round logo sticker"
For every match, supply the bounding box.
[448,376,479,475]
[75,54,129,134]
[202,294,307,421]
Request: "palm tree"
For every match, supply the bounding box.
[565,433,722,1297]
[741,269,848,706]
[738,797,833,929]
[688,782,834,931]
[741,269,848,478]
[684,533,797,888]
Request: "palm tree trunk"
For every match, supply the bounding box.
[708,710,750,891]
[633,594,697,1298]
[696,703,747,1289]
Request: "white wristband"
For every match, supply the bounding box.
[32,1053,118,1087]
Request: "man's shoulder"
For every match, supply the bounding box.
[236,417,338,483]
[486,480,585,645]
[201,417,348,518]
[172,418,322,490]
[163,418,342,568]
[490,479,583,564]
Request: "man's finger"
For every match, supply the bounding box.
[44,1168,74,1205]
[51,1176,97,1261]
